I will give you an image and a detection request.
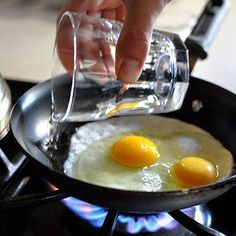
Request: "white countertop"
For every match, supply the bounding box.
[0,0,235,94]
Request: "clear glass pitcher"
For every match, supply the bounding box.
[51,11,189,123]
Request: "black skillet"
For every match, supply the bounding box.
[8,74,236,214]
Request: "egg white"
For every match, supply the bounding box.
[64,115,233,191]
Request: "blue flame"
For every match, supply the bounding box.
[62,197,211,234]
[63,197,107,227]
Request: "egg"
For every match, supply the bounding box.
[171,156,218,188]
[106,103,139,116]
[64,115,233,192]
[110,135,159,168]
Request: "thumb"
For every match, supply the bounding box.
[116,0,169,83]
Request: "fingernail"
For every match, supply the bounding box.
[118,58,141,83]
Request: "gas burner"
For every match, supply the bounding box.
[63,196,212,235]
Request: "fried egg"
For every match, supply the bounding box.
[171,156,218,188]
[64,115,233,191]
[110,135,160,168]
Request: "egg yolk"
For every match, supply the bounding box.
[171,156,218,188]
[110,135,159,168]
[106,103,138,116]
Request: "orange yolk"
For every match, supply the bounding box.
[171,156,218,188]
[110,135,159,168]
[106,103,138,116]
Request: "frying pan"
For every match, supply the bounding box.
[10,74,236,213]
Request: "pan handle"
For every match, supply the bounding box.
[185,0,231,59]
[0,190,70,211]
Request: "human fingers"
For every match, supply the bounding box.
[58,0,123,19]
[57,0,124,74]
[115,0,171,83]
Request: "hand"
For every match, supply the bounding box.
[58,0,170,83]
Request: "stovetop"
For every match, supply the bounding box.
[0,1,235,234]
[0,79,236,236]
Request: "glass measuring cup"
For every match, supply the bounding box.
[51,11,189,123]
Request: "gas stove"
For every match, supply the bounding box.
[0,79,236,236]
[1,1,234,235]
